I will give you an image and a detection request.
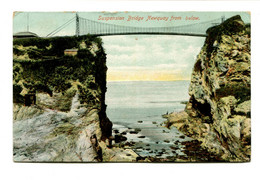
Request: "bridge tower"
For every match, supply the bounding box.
[76,13,80,37]
[221,16,225,23]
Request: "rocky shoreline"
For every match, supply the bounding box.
[109,119,223,162]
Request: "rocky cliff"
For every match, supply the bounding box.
[164,15,251,162]
[13,35,134,162]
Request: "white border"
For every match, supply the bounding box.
[1,1,260,180]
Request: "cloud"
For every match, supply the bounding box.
[109,63,186,71]
[102,35,205,80]
[156,63,188,69]
[104,44,146,53]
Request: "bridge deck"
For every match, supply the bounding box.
[92,32,208,37]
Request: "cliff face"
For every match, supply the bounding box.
[164,15,251,162]
[13,36,113,162]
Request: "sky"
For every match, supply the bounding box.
[13,11,250,81]
[102,35,205,81]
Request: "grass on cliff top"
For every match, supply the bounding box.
[13,35,103,58]
[13,34,107,108]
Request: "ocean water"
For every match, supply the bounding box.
[106,81,193,158]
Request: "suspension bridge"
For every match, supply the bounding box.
[46,14,225,37]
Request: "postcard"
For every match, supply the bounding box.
[13,11,251,162]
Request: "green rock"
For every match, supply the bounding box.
[235,100,251,115]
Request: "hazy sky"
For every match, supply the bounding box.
[102,35,205,81]
[13,12,250,81]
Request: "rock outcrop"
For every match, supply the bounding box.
[164,15,251,162]
[13,35,117,162]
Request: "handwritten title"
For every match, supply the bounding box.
[98,15,200,22]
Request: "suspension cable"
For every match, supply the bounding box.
[46,16,76,37]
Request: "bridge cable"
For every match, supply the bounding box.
[78,16,222,36]
[46,16,76,37]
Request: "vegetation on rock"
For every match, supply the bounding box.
[13,35,113,162]
[164,15,251,162]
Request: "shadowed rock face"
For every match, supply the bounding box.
[13,36,113,162]
[164,15,251,162]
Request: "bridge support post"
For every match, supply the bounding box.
[221,16,225,23]
[76,13,80,37]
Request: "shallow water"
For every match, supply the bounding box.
[106,81,194,159]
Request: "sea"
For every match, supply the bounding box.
[105,80,194,159]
